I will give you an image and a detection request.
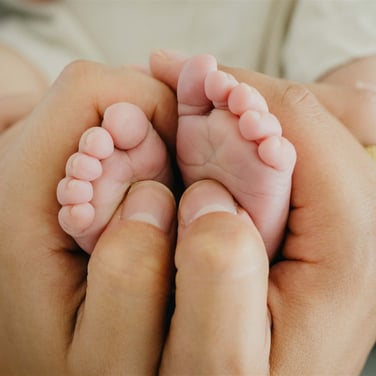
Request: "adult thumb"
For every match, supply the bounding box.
[161,180,270,375]
[68,181,176,375]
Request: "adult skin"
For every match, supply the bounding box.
[0,62,179,375]
[0,55,375,375]
[150,51,376,375]
[0,42,48,131]
[0,60,271,375]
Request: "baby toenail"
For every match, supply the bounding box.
[248,110,261,121]
[70,155,78,171]
[84,131,95,147]
[68,179,77,189]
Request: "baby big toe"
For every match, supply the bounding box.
[177,54,217,116]
[102,102,150,150]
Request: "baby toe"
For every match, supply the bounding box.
[239,111,282,141]
[57,177,93,205]
[258,136,297,171]
[205,70,238,108]
[79,127,114,159]
[58,203,95,236]
[228,83,268,116]
[102,102,149,150]
[66,152,103,181]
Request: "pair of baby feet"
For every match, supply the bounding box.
[57,55,296,259]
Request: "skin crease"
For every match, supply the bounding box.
[312,55,376,145]
[0,48,375,374]
[150,51,376,375]
[0,62,179,375]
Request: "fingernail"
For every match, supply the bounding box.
[179,180,237,225]
[152,48,188,61]
[121,181,175,233]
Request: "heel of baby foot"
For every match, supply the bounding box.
[258,136,296,171]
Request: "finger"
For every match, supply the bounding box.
[149,49,187,91]
[69,181,176,375]
[150,52,376,260]
[220,65,376,260]
[161,180,270,375]
[1,62,178,257]
[307,82,376,145]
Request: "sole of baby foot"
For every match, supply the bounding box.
[176,55,296,260]
[57,102,172,254]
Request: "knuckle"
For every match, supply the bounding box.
[280,82,318,109]
[352,88,376,121]
[179,217,268,279]
[89,232,171,294]
[57,59,97,85]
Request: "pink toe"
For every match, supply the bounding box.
[205,71,238,108]
[177,54,217,116]
[79,127,114,159]
[58,203,95,236]
[103,102,149,150]
[228,83,269,115]
[239,111,282,141]
[258,136,296,171]
[57,177,93,205]
[66,152,103,181]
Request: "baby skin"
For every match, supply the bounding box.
[57,54,296,259]
[176,55,296,259]
[57,102,172,253]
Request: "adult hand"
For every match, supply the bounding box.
[161,180,271,375]
[150,51,376,375]
[0,61,178,375]
[0,93,43,132]
[308,55,376,146]
[0,42,48,131]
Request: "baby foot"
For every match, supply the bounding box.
[177,55,296,259]
[57,102,171,254]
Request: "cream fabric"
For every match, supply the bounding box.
[1,0,291,82]
[0,0,375,84]
[283,0,376,82]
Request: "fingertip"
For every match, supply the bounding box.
[149,49,187,91]
[179,180,238,226]
[177,180,268,276]
[121,181,176,233]
[169,180,270,374]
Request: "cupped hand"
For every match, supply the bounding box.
[0,62,178,375]
[150,51,376,375]
[161,180,271,375]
